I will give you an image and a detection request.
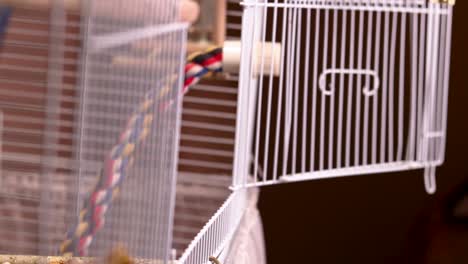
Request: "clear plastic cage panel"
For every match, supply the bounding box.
[233,0,455,194]
[0,0,187,262]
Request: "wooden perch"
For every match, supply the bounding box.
[0,255,92,264]
[0,0,79,11]
[0,255,176,264]
[0,0,200,25]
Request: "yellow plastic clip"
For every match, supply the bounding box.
[209,256,221,264]
[430,0,455,5]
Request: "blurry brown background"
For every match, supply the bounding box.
[258,1,468,263]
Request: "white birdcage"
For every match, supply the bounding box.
[174,0,456,263]
[0,0,457,264]
[232,0,455,195]
[0,0,226,262]
[0,0,259,263]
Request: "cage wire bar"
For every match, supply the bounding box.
[233,0,455,194]
[73,1,187,261]
[0,0,190,262]
[0,1,85,255]
[178,188,249,264]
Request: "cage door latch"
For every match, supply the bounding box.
[318,68,380,96]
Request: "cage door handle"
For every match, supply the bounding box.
[318,68,380,96]
[424,166,437,195]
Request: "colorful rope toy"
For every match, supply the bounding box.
[60,47,223,256]
[184,47,223,94]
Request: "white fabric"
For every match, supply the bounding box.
[224,188,266,264]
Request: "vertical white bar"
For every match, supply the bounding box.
[302,7,311,173]
[283,5,293,176]
[354,8,364,166]
[165,27,187,263]
[363,9,373,165]
[310,7,321,172]
[439,6,453,163]
[429,4,441,163]
[337,7,347,168]
[263,0,280,182]
[371,9,382,164]
[319,8,329,170]
[435,12,446,162]
[388,8,398,162]
[291,3,301,175]
[345,5,356,167]
[245,1,260,186]
[232,2,258,187]
[328,7,338,169]
[282,4,297,177]
[421,2,435,164]
[272,4,289,181]
[379,9,390,163]
[397,12,407,162]
[233,5,249,186]
[424,3,440,194]
[291,1,302,175]
[416,6,427,161]
[253,1,269,183]
[407,6,419,162]
[292,6,302,176]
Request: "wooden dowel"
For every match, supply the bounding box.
[213,0,226,46]
[0,0,199,24]
[0,255,175,264]
[0,0,79,11]
[0,255,93,264]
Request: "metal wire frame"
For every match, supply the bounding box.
[233,0,454,194]
[177,188,249,264]
[0,0,192,262]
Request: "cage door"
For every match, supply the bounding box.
[232,1,454,194]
